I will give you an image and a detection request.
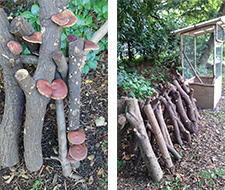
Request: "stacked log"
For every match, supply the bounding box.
[117,72,199,182]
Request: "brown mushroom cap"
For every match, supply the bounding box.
[36,78,68,99]
[84,40,99,50]
[51,9,77,27]
[7,41,23,55]
[67,152,77,163]
[22,32,42,44]
[51,78,68,100]
[68,129,85,144]
[69,143,87,161]
[36,79,52,98]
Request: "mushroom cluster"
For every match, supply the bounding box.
[36,78,68,100]
[67,129,87,163]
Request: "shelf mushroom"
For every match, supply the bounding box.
[22,31,42,44]
[36,78,68,100]
[7,40,23,55]
[66,152,77,163]
[51,9,77,27]
[84,40,99,51]
[67,129,85,145]
[69,143,87,161]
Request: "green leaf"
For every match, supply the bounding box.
[82,0,89,5]
[31,4,39,16]
[21,11,33,19]
[88,61,98,69]
[93,5,101,13]
[82,64,89,74]
[86,16,93,25]
[84,2,91,9]
[103,4,108,13]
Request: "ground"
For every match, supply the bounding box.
[118,68,225,190]
[0,62,108,190]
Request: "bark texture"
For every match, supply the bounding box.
[144,104,173,168]
[68,39,85,131]
[0,8,25,167]
[126,99,163,182]
[14,0,70,172]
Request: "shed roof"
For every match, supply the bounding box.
[173,16,225,37]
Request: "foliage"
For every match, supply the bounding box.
[117,64,155,100]
[18,1,108,74]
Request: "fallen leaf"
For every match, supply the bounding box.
[95,116,107,127]
[21,174,29,179]
[2,175,10,180]
[88,175,94,185]
[5,173,15,184]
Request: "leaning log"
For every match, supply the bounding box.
[144,103,174,168]
[126,99,163,182]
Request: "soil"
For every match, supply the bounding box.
[118,68,225,190]
[0,62,108,190]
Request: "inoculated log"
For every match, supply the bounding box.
[173,80,198,133]
[0,9,25,168]
[169,86,195,133]
[126,99,163,182]
[160,96,183,145]
[68,38,85,131]
[144,103,174,168]
[15,0,70,172]
[154,102,173,148]
[164,93,191,142]
[10,15,40,54]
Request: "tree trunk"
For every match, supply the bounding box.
[0,8,25,167]
[126,99,163,182]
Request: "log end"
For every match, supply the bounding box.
[15,69,29,81]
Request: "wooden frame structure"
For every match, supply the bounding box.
[173,16,225,109]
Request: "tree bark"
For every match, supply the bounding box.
[10,15,39,54]
[0,8,25,167]
[173,80,196,123]
[144,104,174,168]
[154,103,173,148]
[160,96,183,145]
[14,0,70,172]
[169,85,195,133]
[126,99,163,182]
[68,39,85,131]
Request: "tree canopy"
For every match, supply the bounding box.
[117,0,224,65]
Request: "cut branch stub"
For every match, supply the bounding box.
[67,129,85,145]
[51,9,77,27]
[67,34,77,42]
[36,78,68,100]
[69,143,87,161]
[51,51,68,81]
[7,40,23,54]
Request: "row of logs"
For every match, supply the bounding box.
[117,72,200,182]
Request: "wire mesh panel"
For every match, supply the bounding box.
[196,33,214,77]
[215,42,223,78]
[183,35,195,79]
